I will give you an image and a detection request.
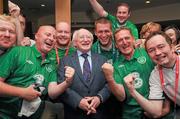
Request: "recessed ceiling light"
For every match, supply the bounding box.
[41,4,45,7]
[146,0,151,4]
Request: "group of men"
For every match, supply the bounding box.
[0,0,180,119]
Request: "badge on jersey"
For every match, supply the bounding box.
[137,56,146,64]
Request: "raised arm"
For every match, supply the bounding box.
[89,0,108,17]
[124,74,163,118]
[48,66,75,99]
[8,1,24,45]
[102,63,126,101]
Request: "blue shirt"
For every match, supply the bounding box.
[77,50,92,73]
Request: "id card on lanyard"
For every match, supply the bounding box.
[158,57,179,119]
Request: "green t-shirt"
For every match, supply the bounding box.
[91,40,119,64]
[106,13,139,39]
[49,46,76,65]
[0,46,57,119]
[113,48,154,119]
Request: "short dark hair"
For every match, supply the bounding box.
[145,31,172,50]
[114,27,133,37]
[117,3,131,13]
[94,17,112,30]
[164,25,180,43]
[114,27,134,44]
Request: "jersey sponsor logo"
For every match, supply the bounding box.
[132,72,143,89]
[118,64,125,68]
[137,56,146,64]
[26,60,34,64]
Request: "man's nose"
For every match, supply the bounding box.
[4,30,10,37]
[155,49,161,55]
[49,35,55,42]
[122,38,127,44]
[61,31,66,36]
[101,32,107,37]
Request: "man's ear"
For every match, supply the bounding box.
[34,33,38,41]
[94,29,97,36]
[128,11,131,18]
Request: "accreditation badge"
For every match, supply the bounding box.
[137,56,146,64]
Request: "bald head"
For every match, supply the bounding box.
[56,22,70,31]
[37,25,55,34]
[35,25,56,55]
[56,22,71,48]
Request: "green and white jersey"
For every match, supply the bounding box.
[91,40,119,64]
[49,46,76,65]
[0,45,57,119]
[113,48,154,119]
[106,13,139,40]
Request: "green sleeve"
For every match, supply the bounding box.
[47,60,58,83]
[68,47,76,55]
[49,69,57,83]
[131,26,139,40]
[0,47,18,78]
[43,64,57,91]
[127,21,139,39]
[113,65,123,84]
[106,13,116,22]
[91,41,98,53]
[106,13,119,32]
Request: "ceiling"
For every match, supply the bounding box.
[10,0,180,21]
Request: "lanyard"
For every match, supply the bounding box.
[55,47,69,65]
[97,40,119,62]
[158,57,179,106]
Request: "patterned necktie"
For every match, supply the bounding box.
[81,53,91,82]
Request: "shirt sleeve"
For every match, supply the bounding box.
[106,13,119,32]
[49,68,57,83]
[148,68,165,100]
[113,66,123,84]
[129,23,139,40]
[0,47,18,78]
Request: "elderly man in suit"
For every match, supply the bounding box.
[58,28,110,119]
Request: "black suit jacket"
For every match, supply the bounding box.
[58,51,110,119]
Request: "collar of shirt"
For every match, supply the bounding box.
[118,48,141,63]
[32,45,51,64]
[77,50,91,57]
[77,50,92,71]
[100,42,112,51]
